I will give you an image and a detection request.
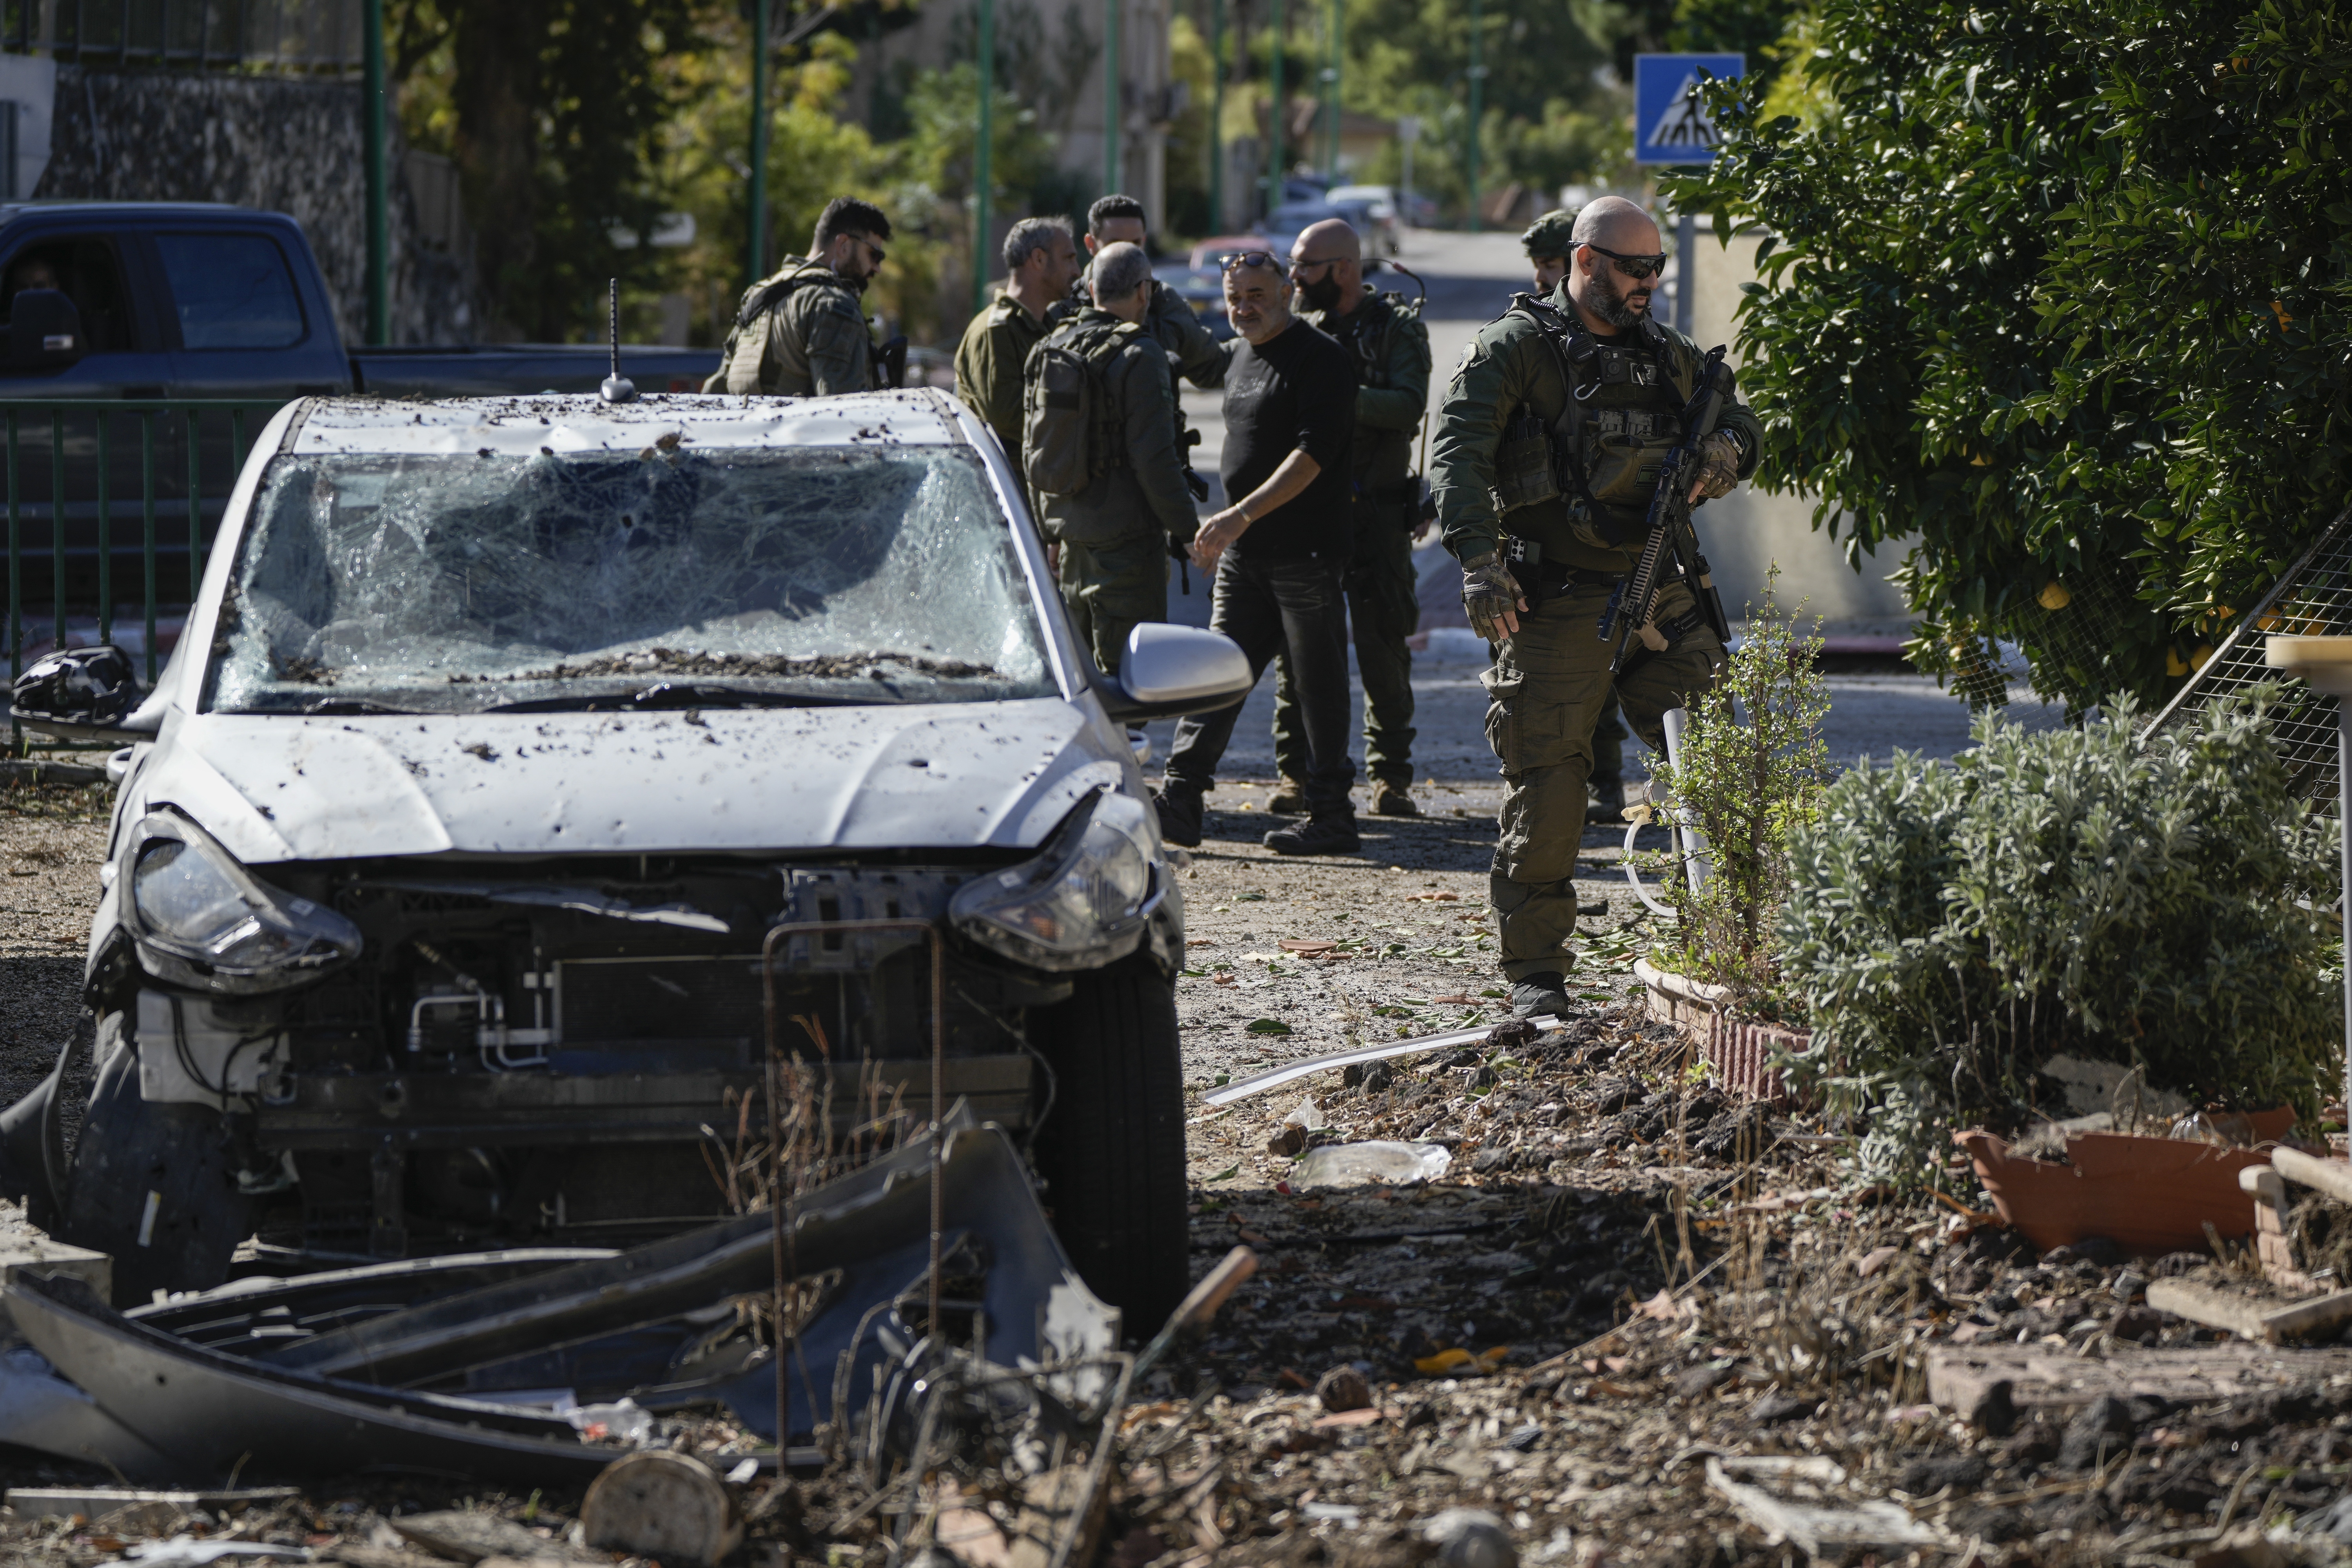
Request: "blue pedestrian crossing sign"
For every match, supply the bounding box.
[1633,53,1746,164]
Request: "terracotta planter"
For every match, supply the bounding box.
[1955,1114,2298,1256]
[1633,957,1818,1106]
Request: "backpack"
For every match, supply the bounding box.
[702,260,841,394]
[1021,318,1135,497]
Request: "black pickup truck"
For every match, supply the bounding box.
[0,201,718,399]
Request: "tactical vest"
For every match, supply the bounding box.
[1317,291,1421,498]
[1490,294,1695,554]
[706,260,848,395]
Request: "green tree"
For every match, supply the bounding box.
[1671,0,2352,709]
[390,0,702,343]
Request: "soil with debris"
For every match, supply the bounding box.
[9,778,2352,1565]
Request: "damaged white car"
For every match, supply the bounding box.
[0,389,1247,1326]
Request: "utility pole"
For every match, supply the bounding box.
[1104,0,1121,196]
[748,0,769,287]
[361,0,387,345]
[1267,0,1286,212]
[1209,0,1227,230]
[1321,0,1339,180]
[975,0,994,315]
[1465,0,1483,231]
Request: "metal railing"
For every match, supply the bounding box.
[0,0,363,74]
[5,397,283,753]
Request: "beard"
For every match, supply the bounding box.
[1297,274,1345,314]
[1592,279,1649,329]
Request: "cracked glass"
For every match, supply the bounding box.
[204,444,1055,714]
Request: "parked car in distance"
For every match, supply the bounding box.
[1,387,1254,1334]
[1252,202,1344,268]
[1323,185,1403,254]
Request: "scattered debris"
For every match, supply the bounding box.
[579,1451,742,1564]
[1704,1455,1949,1557]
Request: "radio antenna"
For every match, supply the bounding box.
[600,277,637,403]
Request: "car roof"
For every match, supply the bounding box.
[285,389,975,456]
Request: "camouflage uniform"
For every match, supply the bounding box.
[705,258,875,396]
[1271,289,1431,796]
[1430,283,1760,982]
[954,289,1055,491]
[1048,270,1225,654]
[1027,307,1199,676]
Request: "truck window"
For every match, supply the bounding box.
[0,237,133,352]
[156,232,306,350]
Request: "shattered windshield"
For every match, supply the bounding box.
[204,443,1055,714]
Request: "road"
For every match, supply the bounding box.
[1145,227,2060,795]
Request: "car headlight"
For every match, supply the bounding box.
[122,810,361,993]
[949,791,1160,971]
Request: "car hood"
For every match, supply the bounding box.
[130,701,1128,865]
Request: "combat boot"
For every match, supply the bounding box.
[1267,775,1310,813]
[1584,774,1626,824]
[1372,781,1421,817]
[1264,813,1361,857]
[1510,972,1573,1020]
[1154,782,1204,848]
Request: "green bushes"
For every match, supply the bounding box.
[1778,691,2340,1184]
[1650,580,1831,1001]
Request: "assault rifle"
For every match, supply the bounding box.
[1598,346,1735,677]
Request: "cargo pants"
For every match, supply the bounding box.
[1485,576,1721,982]
[1059,532,1169,679]
[1270,509,1418,791]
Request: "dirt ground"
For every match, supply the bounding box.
[7,777,2352,1566]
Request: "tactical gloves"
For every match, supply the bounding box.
[1690,431,1741,501]
[1460,552,1526,642]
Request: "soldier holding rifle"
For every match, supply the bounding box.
[1428,196,1760,1020]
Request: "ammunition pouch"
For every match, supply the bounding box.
[1493,411,1562,514]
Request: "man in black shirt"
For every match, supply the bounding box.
[1153,251,1361,857]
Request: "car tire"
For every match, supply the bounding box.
[1028,960,1188,1335]
[61,1011,255,1306]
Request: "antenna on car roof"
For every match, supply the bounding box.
[600,278,637,403]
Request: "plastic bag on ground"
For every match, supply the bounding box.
[1293,1141,1452,1187]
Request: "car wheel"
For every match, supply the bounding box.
[1028,960,1188,1334]
[61,1011,256,1306]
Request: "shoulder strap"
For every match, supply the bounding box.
[735,260,838,330]
[1504,292,1601,483]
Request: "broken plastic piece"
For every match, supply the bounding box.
[1293,1141,1453,1188]
[1202,1021,1566,1108]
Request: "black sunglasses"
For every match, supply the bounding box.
[1220,250,1281,272]
[1584,242,1666,281]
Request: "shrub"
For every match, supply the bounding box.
[1777,690,2339,1186]
[1649,578,1831,1003]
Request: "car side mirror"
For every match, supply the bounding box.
[12,643,150,742]
[1095,623,1252,722]
[8,289,85,372]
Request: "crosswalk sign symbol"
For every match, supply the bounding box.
[1634,53,1746,165]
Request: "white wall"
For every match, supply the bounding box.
[1684,228,1913,631]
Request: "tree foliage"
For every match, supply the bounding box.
[1670,0,2352,708]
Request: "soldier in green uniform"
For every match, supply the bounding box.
[1521,207,1633,821]
[705,198,891,396]
[1067,195,1230,395]
[1024,242,1199,678]
[955,216,1082,494]
[1265,218,1432,818]
[1431,196,1759,1019]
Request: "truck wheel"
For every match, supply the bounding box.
[60,1012,254,1306]
[1028,962,1188,1334]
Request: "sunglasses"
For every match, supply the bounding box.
[1584,243,1666,281]
[1220,250,1281,272]
[860,236,888,268]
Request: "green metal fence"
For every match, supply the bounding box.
[4,398,287,754]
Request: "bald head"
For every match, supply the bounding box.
[1289,218,1366,317]
[1570,196,1659,253]
[1567,196,1663,332]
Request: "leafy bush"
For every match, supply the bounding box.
[1778,690,2339,1185]
[1650,579,1831,1002]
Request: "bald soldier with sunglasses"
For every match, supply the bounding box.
[1429,196,1762,1021]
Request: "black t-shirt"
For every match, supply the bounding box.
[1220,319,1356,560]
